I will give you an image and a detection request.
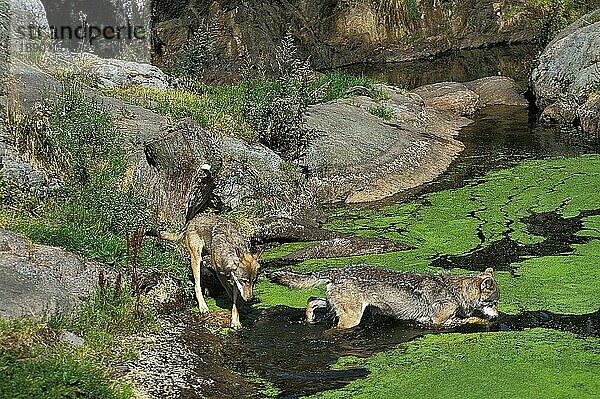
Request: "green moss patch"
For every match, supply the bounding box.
[310,328,600,399]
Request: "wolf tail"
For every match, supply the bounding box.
[269,270,329,289]
[145,229,184,243]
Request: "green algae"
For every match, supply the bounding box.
[309,328,600,399]
[497,240,600,314]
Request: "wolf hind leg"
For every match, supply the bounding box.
[305,297,328,324]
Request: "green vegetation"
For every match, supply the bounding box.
[369,105,394,120]
[406,0,421,21]
[1,79,188,282]
[503,0,594,42]
[0,320,132,399]
[310,328,600,399]
[104,70,377,141]
[0,79,172,399]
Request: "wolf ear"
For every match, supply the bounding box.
[483,267,494,275]
[480,276,495,292]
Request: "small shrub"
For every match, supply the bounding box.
[242,33,322,163]
[165,20,217,80]
[373,89,391,102]
[369,105,394,120]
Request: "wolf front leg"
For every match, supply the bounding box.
[230,285,243,329]
[305,297,327,324]
[187,238,210,313]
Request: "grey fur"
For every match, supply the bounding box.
[270,265,499,329]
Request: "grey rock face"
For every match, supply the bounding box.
[0,134,63,197]
[530,9,600,134]
[8,0,49,54]
[0,229,101,319]
[216,137,316,222]
[0,0,9,85]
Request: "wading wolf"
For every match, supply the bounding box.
[270,265,499,329]
[150,214,261,329]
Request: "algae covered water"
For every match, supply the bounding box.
[217,101,600,398]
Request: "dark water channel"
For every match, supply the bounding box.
[191,46,600,398]
[340,43,540,89]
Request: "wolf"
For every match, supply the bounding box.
[149,214,262,329]
[270,265,499,329]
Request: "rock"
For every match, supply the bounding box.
[411,77,527,117]
[215,137,318,224]
[59,330,85,346]
[0,0,9,87]
[465,76,528,108]
[281,237,412,262]
[0,229,102,319]
[579,96,600,136]
[412,82,480,116]
[304,84,468,203]
[530,9,600,134]
[142,275,186,314]
[151,0,550,78]
[78,53,175,90]
[253,217,344,245]
[136,119,222,226]
[0,123,64,197]
[8,0,49,54]
[539,99,579,126]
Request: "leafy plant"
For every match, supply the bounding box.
[242,33,322,163]
[369,105,394,120]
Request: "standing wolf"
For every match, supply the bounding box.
[149,214,261,329]
[270,265,499,329]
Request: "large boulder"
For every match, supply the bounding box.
[0,229,101,319]
[412,82,480,116]
[136,119,222,226]
[412,76,527,117]
[304,84,468,203]
[530,9,600,135]
[79,53,175,90]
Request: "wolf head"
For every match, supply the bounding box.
[477,267,500,319]
[230,249,262,301]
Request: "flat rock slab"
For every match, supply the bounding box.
[0,229,100,319]
[465,76,528,108]
[282,236,413,261]
[305,85,468,203]
[412,82,480,116]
